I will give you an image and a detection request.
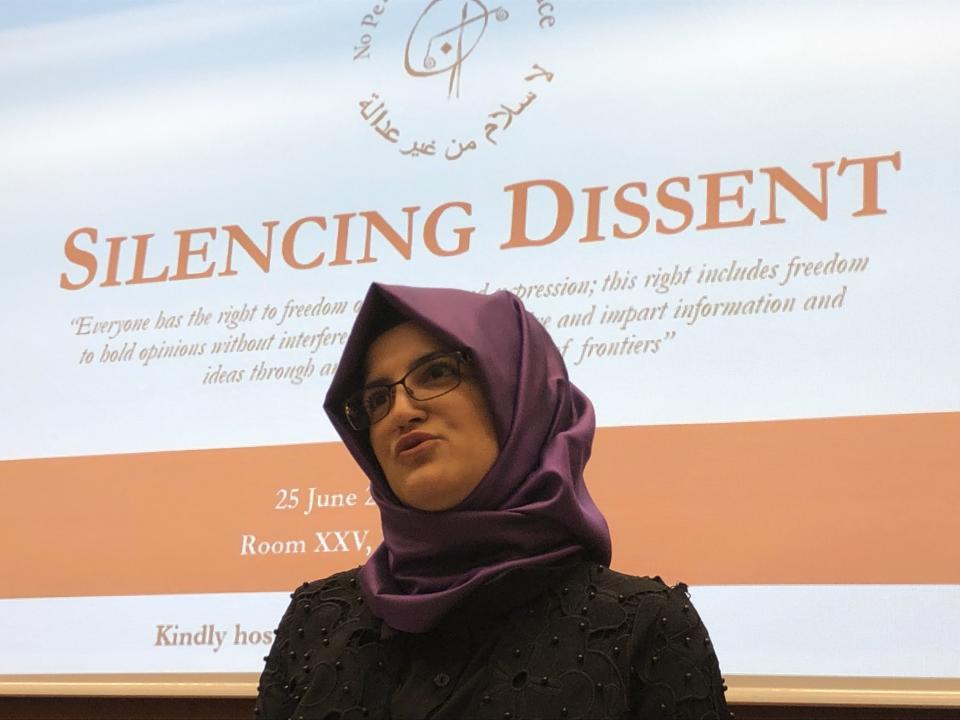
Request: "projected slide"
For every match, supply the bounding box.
[1,0,958,689]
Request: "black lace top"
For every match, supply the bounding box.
[254,560,730,719]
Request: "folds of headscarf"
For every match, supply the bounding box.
[323,283,612,633]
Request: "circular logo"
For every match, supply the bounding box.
[404,1,511,98]
[351,0,558,161]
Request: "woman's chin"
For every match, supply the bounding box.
[393,472,465,512]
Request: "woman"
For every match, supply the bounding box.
[255,283,730,719]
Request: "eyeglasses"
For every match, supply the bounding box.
[344,350,469,430]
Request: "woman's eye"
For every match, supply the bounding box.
[364,389,390,411]
[418,360,456,384]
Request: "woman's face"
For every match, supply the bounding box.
[365,321,499,511]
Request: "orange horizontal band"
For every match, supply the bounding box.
[1,411,957,598]
[592,412,960,584]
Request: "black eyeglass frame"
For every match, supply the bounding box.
[343,350,470,431]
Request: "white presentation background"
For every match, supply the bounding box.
[1,0,957,685]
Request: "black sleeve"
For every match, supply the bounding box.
[629,583,731,720]
[253,593,300,720]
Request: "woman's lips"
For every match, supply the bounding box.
[397,438,439,460]
[394,432,439,458]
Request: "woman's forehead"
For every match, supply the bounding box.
[364,321,448,383]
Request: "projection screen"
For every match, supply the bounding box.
[1,0,958,705]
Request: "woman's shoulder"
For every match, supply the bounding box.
[597,567,700,620]
[291,566,363,598]
[595,568,729,719]
[589,562,672,593]
[591,566,715,649]
[557,562,719,663]
[554,559,675,602]
[255,567,380,719]
[518,560,704,647]
[273,566,371,640]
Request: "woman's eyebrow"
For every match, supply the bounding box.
[364,349,450,387]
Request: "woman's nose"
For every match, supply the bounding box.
[387,384,426,425]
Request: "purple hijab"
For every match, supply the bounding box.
[323,283,611,633]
